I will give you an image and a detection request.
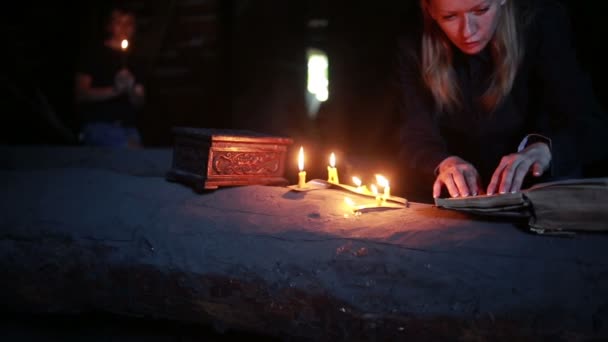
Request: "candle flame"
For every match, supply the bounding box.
[375,174,389,188]
[329,152,336,167]
[352,176,361,187]
[121,39,129,50]
[371,184,378,195]
[298,146,304,171]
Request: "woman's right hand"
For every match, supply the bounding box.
[433,156,483,198]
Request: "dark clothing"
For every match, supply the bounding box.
[398,0,608,201]
[75,43,140,126]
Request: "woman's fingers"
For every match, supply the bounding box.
[505,159,533,193]
[444,173,461,198]
[434,156,481,198]
[487,160,507,195]
[489,157,522,194]
[433,172,460,198]
[432,178,443,198]
[497,160,518,194]
[453,169,480,197]
[465,171,479,196]
[531,162,544,177]
[489,150,547,195]
[434,169,478,198]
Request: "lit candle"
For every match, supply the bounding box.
[121,39,129,67]
[327,152,339,184]
[384,180,390,201]
[376,174,390,202]
[298,146,306,188]
[371,184,382,206]
[352,176,362,192]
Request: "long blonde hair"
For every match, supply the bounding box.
[420,0,523,114]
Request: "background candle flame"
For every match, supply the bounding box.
[121,39,129,50]
[298,146,304,171]
[375,174,388,188]
[352,176,361,187]
[329,152,336,167]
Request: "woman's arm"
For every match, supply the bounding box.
[398,38,485,198]
[74,72,121,103]
[397,39,450,177]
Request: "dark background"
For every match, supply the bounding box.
[1,0,607,182]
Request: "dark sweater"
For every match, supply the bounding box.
[76,43,141,126]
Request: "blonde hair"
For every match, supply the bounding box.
[420,0,523,114]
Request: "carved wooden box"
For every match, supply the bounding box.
[166,127,293,191]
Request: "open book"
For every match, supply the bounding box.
[434,178,608,234]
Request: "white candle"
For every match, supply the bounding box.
[352,176,362,192]
[298,146,306,188]
[376,174,390,201]
[327,152,339,183]
[371,184,382,206]
[121,39,129,67]
[384,181,391,201]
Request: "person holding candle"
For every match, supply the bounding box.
[74,6,145,148]
[398,0,608,202]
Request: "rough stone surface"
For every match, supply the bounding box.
[2,145,608,340]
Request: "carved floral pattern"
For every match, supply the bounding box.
[212,152,281,175]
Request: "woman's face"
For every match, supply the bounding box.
[427,0,505,55]
[108,11,135,41]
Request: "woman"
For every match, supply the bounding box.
[398,0,608,202]
[75,7,145,148]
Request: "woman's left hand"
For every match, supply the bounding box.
[128,83,145,107]
[486,142,552,195]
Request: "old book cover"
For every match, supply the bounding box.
[434,178,608,233]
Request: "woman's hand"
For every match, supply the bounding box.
[433,156,483,198]
[129,83,145,107]
[131,83,144,97]
[486,142,551,195]
[114,68,136,93]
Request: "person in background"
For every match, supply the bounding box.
[75,7,145,148]
[398,0,608,203]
